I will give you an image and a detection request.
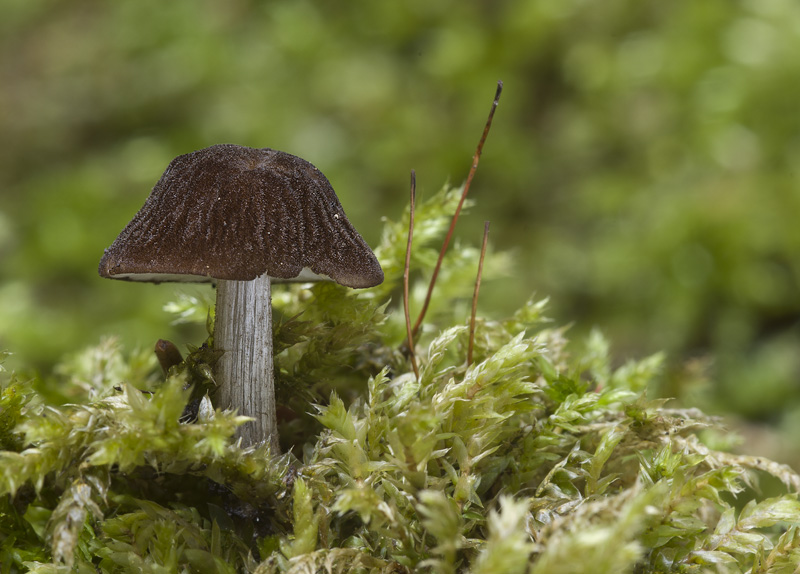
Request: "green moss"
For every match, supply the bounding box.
[1,188,799,572]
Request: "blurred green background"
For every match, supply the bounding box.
[1,0,799,464]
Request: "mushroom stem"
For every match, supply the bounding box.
[214,273,279,452]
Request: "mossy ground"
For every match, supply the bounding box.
[2,187,799,573]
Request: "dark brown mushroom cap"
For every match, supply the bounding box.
[98,144,384,288]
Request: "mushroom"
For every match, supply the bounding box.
[99,144,384,450]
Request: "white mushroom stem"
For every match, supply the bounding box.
[214,273,279,452]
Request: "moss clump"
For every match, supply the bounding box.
[2,186,799,573]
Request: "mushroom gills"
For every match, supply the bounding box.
[109,267,330,284]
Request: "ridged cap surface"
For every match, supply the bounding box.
[99,144,384,288]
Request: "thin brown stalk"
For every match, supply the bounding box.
[411,80,503,339]
[404,170,420,380]
[467,221,490,366]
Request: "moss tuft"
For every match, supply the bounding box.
[1,187,798,572]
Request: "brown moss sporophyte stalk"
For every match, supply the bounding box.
[98,144,384,451]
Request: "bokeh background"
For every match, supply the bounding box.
[1,0,799,465]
